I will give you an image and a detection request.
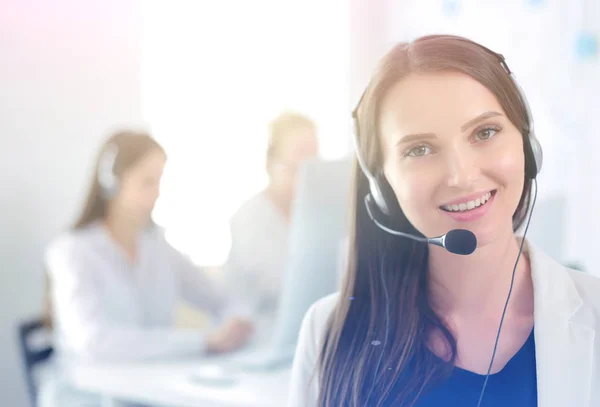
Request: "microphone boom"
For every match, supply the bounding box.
[364,195,477,255]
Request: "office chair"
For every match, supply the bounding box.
[18,317,54,407]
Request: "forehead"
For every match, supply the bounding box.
[379,71,505,138]
[127,149,166,176]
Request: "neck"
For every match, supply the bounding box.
[103,210,141,257]
[428,229,533,319]
[265,185,292,221]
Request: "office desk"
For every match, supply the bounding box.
[71,358,291,407]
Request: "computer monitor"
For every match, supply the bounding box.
[269,156,353,349]
[230,156,353,370]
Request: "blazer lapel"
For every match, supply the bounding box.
[530,243,596,407]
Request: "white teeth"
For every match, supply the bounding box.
[442,191,494,212]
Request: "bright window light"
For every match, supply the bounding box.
[142,0,350,265]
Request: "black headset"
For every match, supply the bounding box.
[357,37,544,407]
[352,41,543,219]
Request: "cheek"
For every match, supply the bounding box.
[120,187,150,209]
[385,164,437,221]
[490,146,526,202]
[498,150,524,176]
[395,177,430,208]
[120,189,141,208]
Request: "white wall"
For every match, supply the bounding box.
[0,1,143,405]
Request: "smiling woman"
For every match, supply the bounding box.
[287,34,600,407]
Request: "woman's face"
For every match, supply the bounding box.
[378,71,525,248]
[113,148,166,226]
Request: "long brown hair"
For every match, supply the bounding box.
[73,130,165,229]
[43,130,165,329]
[316,35,534,406]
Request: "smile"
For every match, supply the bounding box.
[440,190,495,213]
[439,190,497,223]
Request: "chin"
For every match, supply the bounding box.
[472,230,495,249]
[469,219,516,251]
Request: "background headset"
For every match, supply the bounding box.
[354,38,543,407]
[97,143,119,200]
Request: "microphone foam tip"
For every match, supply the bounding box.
[445,229,477,255]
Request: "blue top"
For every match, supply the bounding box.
[413,329,538,406]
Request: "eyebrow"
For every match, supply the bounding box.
[395,111,504,146]
[460,111,503,131]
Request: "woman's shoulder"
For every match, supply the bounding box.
[530,241,600,312]
[306,292,340,323]
[563,266,600,307]
[289,293,340,407]
[44,223,108,268]
[46,224,99,252]
[298,292,340,351]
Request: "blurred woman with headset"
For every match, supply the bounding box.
[288,35,600,406]
[40,131,253,407]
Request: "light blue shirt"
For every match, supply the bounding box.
[40,221,248,407]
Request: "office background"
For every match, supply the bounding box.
[1,0,598,405]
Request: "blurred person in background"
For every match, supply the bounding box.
[223,112,319,317]
[39,131,253,407]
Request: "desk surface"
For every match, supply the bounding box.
[71,358,291,407]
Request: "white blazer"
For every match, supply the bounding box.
[288,241,600,407]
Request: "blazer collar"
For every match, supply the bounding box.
[529,240,583,318]
[528,240,596,407]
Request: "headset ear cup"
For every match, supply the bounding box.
[100,181,119,200]
[98,172,119,200]
[371,173,401,217]
[507,70,542,179]
[366,172,423,237]
[523,132,543,179]
[368,176,392,216]
[528,132,543,178]
[98,144,119,200]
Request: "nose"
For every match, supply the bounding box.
[445,145,480,189]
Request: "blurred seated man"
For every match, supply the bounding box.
[223,112,319,317]
[39,131,253,407]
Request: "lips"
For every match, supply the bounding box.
[439,190,497,222]
[441,190,495,213]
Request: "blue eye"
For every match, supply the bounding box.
[475,126,501,141]
[405,145,432,157]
